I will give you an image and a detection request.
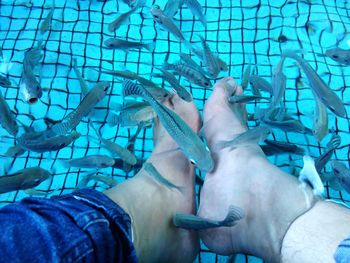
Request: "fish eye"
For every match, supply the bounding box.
[153,15,159,19]
[189,159,196,165]
[333,55,339,58]
[153,5,160,9]
[204,82,209,86]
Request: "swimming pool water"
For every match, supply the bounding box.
[1,0,350,262]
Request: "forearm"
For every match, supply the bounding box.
[281,200,350,263]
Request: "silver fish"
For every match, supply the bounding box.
[163,0,184,17]
[214,126,270,151]
[315,132,341,173]
[152,68,192,102]
[21,40,43,104]
[183,0,207,27]
[282,50,346,117]
[104,38,155,52]
[261,139,305,156]
[108,101,156,127]
[18,131,80,153]
[228,95,269,103]
[299,155,324,196]
[72,58,89,96]
[249,75,272,94]
[198,35,220,78]
[163,60,212,88]
[179,52,208,77]
[270,57,286,107]
[108,5,139,33]
[312,91,328,142]
[332,161,350,194]
[123,80,214,172]
[91,125,137,165]
[325,47,350,65]
[3,144,26,157]
[0,90,18,136]
[64,155,115,169]
[241,64,251,91]
[47,81,110,136]
[260,117,308,133]
[150,5,192,50]
[79,172,117,188]
[0,167,51,194]
[173,205,244,230]
[143,162,182,192]
[39,1,55,35]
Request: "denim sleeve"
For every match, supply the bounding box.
[0,188,138,263]
[334,236,350,263]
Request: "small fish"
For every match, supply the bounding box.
[72,58,89,96]
[282,50,346,117]
[214,126,271,151]
[312,91,328,142]
[182,0,207,27]
[173,205,244,230]
[18,131,80,153]
[21,40,43,104]
[151,5,192,50]
[3,144,26,157]
[332,161,350,194]
[0,75,11,88]
[123,80,214,172]
[79,171,117,188]
[143,162,182,192]
[298,155,324,196]
[0,90,18,136]
[198,36,220,78]
[270,57,286,107]
[163,60,212,88]
[104,38,155,52]
[249,75,272,94]
[39,1,55,35]
[108,101,155,127]
[99,69,170,101]
[260,116,308,133]
[179,52,208,77]
[108,101,156,127]
[90,124,137,165]
[163,0,184,17]
[315,132,341,173]
[64,155,115,169]
[325,47,350,65]
[261,139,305,156]
[108,3,142,33]
[241,64,251,91]
[152,68,192,102]
[228,95,269,103]
[0,167,51,194]
[46,81,110,136]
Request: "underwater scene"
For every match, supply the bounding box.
[0,0,350,262]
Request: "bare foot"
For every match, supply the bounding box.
[104,94,199,263]
[197,77,315,262]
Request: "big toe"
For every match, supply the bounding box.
[203,77,247,147]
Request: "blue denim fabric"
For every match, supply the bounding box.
[334,236,350,263]
[0,188,138,263]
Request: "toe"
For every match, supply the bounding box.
[203,77,247,147]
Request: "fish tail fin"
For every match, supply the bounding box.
[122,79,145,97]
[145,41,156,52]
[221,205,244,227]
[107,112,121,126]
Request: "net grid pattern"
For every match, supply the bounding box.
[1,0,350,262]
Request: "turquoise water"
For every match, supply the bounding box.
[1,0,350,262]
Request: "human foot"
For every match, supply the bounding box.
[197,77,316,262]
[104,94,199,263]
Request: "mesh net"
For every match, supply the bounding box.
[0,0,350,262]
